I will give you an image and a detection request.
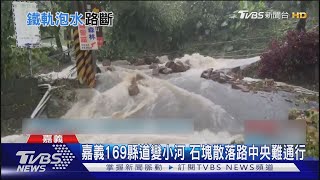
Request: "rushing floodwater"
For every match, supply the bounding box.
[1,53,310,144]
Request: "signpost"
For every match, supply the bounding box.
[83,2,103,77]
[78,23,98,50]
[92,5,104,47]
[72,1,98,88]
[12,2,41,76]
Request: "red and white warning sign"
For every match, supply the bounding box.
[78,22,98,50]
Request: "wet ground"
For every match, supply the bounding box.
[1,54,318,143]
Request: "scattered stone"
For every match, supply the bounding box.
[128,77,140,96]
[218,73,229,83]
[165,61,175,69]
[285,99,293,103]
[149,63,159,69]
[210,72,220,81]
[175,60,190,72]
[134,58,145,66]
[218,78,227,84]
[230,66,241,74]
[162,68,172,74]
[225,74,233,80]
[233,84,250,92]
[264,78,275,86]
[165,60,189,73]
[201,68,213,79]
[128,84,139,96]
[231,82,241,90]
[159,67,173,74]
[201,67,311,95]
[144,56,160,65]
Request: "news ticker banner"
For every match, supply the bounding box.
[1,142,319,180]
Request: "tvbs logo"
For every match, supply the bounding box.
[238,10,264,19]
[292,12,307,19]
[16,151,61,172]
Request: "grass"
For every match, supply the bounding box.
[289,108,319,159]
[230,108,319,159]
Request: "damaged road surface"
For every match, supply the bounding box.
[1,54,319,144]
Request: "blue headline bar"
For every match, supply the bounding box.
[78,144,306,162]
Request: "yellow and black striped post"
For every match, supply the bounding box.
[73,29,96,88]
[72,1,96,88]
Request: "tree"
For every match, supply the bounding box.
[296,1,307,32]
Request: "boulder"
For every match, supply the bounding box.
[231,83,250,92]
[231,82,241,89]
[128,84,139,96]
[165,61,175,69]
[230,66,241,74]
[201,68,213,79]
[102,59,111,66]
[134,58,145,66]
[264,78,275,87]
[128,77,140,96]
[165,60,189,73]
[210,71,220,81]
[176,60,184,66]
[173,60,189,72]
[144,56,160,65]
[163,68,173,74]
[218,73,228,83]
[206,71,230,84]
[159,67,173,74]
[149,63,159,69]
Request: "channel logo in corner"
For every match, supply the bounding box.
[16,144,75,172]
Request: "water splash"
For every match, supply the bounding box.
[2,53,265,143]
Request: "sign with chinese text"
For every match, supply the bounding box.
[12,2,41,48]
[86,3,104,47]
[78,22,98,50]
